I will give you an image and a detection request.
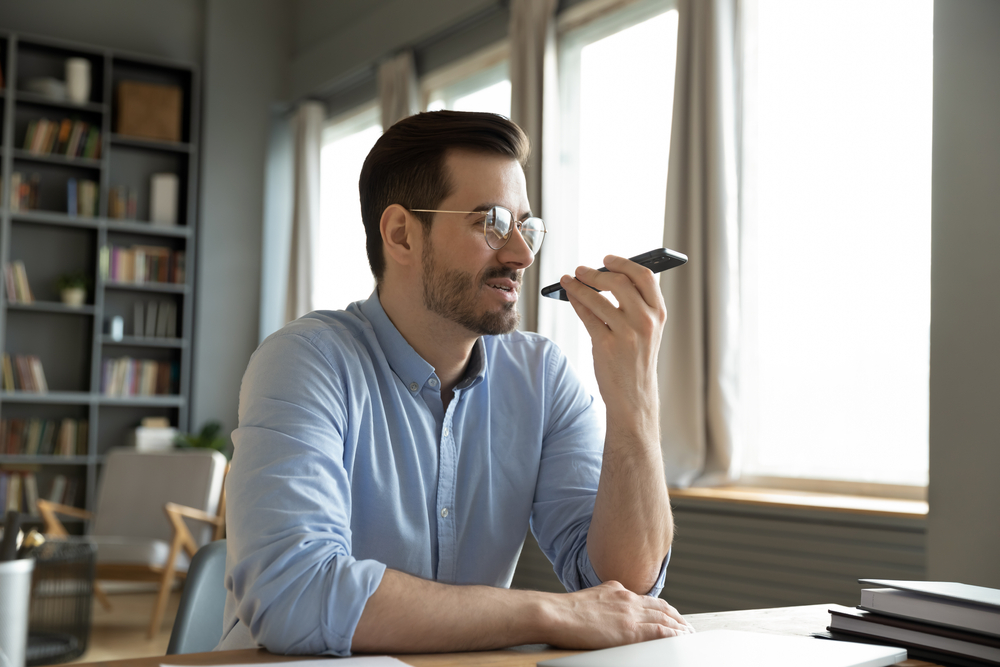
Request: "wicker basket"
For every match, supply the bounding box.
[26,539,96,666]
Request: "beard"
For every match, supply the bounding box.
[421,239,521,336]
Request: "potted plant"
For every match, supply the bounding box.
[174,421,231,459]
[55,273,89,307]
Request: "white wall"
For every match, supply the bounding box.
[926,0,1000,588]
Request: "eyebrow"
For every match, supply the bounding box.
[473,203,533,221]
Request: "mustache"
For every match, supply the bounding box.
[481,267,522,291]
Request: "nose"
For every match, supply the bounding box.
[496,221,535,269]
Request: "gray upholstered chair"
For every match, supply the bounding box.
[38,448,228,638]
[166,539,227,654]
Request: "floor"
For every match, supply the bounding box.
[68,590,182,663]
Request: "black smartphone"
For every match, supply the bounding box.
[540,247,688,301]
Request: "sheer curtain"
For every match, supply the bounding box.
[285,101,325,323]
[509,0,559,333]
[379,50,419,130]
[659,0,742,487]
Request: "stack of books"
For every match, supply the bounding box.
[3,261,34,303]
[2,353,48,392]
[829,579,1000,666]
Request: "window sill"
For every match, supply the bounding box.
[668,486,928,519]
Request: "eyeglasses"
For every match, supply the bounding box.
[410,206,546,254]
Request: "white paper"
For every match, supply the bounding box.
[164,659,409,667]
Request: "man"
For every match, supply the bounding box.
[219,110,690,655]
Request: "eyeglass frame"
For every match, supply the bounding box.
[409,206,547,254]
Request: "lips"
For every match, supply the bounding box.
[486,278,517,292]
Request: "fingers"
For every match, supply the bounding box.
[577,255,664,313]
[560,274,619,333]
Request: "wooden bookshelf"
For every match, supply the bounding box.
[0,31,200,529]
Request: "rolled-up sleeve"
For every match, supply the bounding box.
[530,346,670,598]
[226,330,385,656]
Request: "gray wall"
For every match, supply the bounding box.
[926,0,1000,588]
[0,0,204,63]
[289,0,498,99]
[195,0,290,439]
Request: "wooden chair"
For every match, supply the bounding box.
[37,448,228,638]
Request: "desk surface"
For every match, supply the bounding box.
[83,604,938,667]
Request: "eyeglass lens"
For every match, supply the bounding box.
[485,207,544,253]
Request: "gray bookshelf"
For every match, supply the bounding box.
[0,31,200,528]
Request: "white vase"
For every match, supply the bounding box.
[61,287,86,307]
[65,58,91,105]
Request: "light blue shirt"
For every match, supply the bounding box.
[218,292,668,655]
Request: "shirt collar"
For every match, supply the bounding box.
[359,289,487,394]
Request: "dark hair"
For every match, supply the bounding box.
[359,110,530,282]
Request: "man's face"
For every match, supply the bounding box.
[420,149,534,336]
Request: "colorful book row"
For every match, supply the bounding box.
[101,357,178,397]
[2,353,49,393]
[8,172,40,212]
[3,261,34,304]
[22,118,102,159]
[100,245,186,285]
[1,418,88,457]
[1,471,80,515]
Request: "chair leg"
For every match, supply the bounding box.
[149,533,185,639]
[149,566,176,639]
[94,582,113,611]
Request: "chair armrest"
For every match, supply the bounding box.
[37,499,94,537]
[164,502,224,527]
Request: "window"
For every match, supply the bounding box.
[422,42,511,116]
[740,0,934,487]
[540,1,680,428]
[314,104,382,311]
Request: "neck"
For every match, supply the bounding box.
[378,284,477,395]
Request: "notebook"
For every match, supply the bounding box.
[537,629,907,667]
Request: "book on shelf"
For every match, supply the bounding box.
[9,172,41,212]
[22,118,101,159]
[67,178,99,217]
[1,418,87,456]
[0,471,79,513]
[108,185,139,219]
[132,299,178,338]
[3,353,49,393]
[101,244,186,285]
[101,356,178,396]
[150,173,179,226]
[4,260,35,303]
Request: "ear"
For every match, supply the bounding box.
[380,204,422,270]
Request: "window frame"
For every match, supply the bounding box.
[420,40,510,112]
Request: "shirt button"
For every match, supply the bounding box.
[409,382,418,392]
[428,378,438,387]
[442,426,449,437]
[440,507,449,518]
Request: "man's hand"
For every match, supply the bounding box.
[352,569,693,653]
[559,255,673,594]
[541,581,695,649]
[559,254,667,426]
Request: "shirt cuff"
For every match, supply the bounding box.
[576,547,671,597]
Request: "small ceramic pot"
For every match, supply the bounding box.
[61,287,86,307]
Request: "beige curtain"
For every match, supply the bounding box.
[285,101,325,323]
[659,0,742,487]
[509,0,559,334]
[379,50,419,131]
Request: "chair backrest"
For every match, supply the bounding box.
[166,539,227,654]
[94,449,226,546]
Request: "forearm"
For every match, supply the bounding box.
[587,400,673,594]
[352,568,549,653]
